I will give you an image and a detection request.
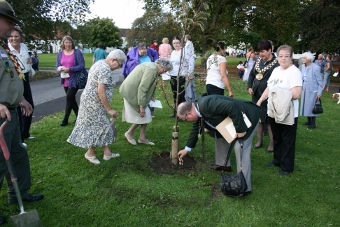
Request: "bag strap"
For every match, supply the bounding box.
[222,139,243,173]
[316,99,322,104]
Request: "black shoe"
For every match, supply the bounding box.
[266,149,274,153]
[60,121,68,126]
[227,191,251,198]
[302,122,310,126]
[308,125,316,129]
[9,194,44,204]
[267,162,279,167]
[209,165,232,172]
[278,170,290,175]
[0,217,6,225]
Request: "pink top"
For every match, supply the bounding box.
[158,43,172,59]
[61,51,74,87]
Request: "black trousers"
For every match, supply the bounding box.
[206,84,224,96]
[17,72,34,141]
[63,87,79,123]
[170,76,186,107]
[268,117,298,173]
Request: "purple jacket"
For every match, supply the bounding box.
[56,49,86,88]
[122,46,159,77]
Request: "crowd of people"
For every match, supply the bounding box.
[0,0,337,223]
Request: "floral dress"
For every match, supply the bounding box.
[67,60,116,148]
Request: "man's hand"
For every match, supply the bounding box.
[19,98,33,116]
[178,149,188,159]
[236,131,247,138]
[248,88,253,95]
[0,104,11,121]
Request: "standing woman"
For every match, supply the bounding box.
[56,36,86,126]
[8,26,35,143]
[248,40,279,152]
[120,59,173,146]
[242,47,256,82]
[300,52,323,129]
[67,50,127,165]
[323,54,332,92]
[206,41,233,97]
[158,37,172,59]
[168,36,195,117]
[257,45,302,175]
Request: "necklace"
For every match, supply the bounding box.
[0,41,24,79]
[254,57,278,80]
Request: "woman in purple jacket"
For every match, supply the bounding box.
[122,43,159,78]
[56,36,86,126]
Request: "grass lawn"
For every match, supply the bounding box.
[1,70,339,226]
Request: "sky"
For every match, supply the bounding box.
[88,0,145,28]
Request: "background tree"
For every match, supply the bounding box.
[126,8,181,47]
[83,17,123,48]
[300,0,340,53]
[9,0,94,41]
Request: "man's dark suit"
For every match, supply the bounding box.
[184,94,261,193]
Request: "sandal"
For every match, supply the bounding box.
[84,153,100,165]
[103,153,120,160]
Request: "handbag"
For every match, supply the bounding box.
[312,99,323,114]
[220,140,248,197]
[75,69,88,89]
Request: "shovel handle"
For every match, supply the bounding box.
[0,120,10,160]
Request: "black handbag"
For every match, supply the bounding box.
[312,99,323,114]
[220,140,248,197]
[75,69,88,89]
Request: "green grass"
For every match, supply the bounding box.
[1,77,339,226]
[38,53,94,69]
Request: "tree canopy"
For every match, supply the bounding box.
[78,17,123,48]
[140,0,339,53]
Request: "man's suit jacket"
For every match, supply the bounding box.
[186,94,261,149]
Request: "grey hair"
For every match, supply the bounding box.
[177,102,193,116]
[277,45,293,57]
[302,52,315,62]
[61,36,75,49]
[155,58,173,71]
[107,49,127,63]
[12,26,24,40]
[185,34,191,40]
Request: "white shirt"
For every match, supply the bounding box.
[206,54,227,89]
[169,48,194,76]
[8,42,32,74]
[267,65,302,118]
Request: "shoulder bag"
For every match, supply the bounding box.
[220,139,248,197]
[312,99,323,114]
[75,69,88,89]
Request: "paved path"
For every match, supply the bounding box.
[31,69,124,123]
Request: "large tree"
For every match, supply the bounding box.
[126,8,181,47]
[300,0,340,53]
[9,0,94,40]
[82,17,123,48]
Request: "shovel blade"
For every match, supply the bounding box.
[10,209,42,227]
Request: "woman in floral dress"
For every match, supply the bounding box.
[67,50,127,165]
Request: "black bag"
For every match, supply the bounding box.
[312,99,323,114]
[220,140,248,197]
[75,69,88,89]
[243,60,248,68]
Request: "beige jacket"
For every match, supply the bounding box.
[268,86,294,125]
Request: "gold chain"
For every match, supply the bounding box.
[254,58,278,74]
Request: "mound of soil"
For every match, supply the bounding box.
[148,151,196,175]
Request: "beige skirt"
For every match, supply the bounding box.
[122,99,152,124]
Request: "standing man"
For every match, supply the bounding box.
[92,42,107,64]
[0,1,43,224]
[177,94,261,197]
[247,40,279,153]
